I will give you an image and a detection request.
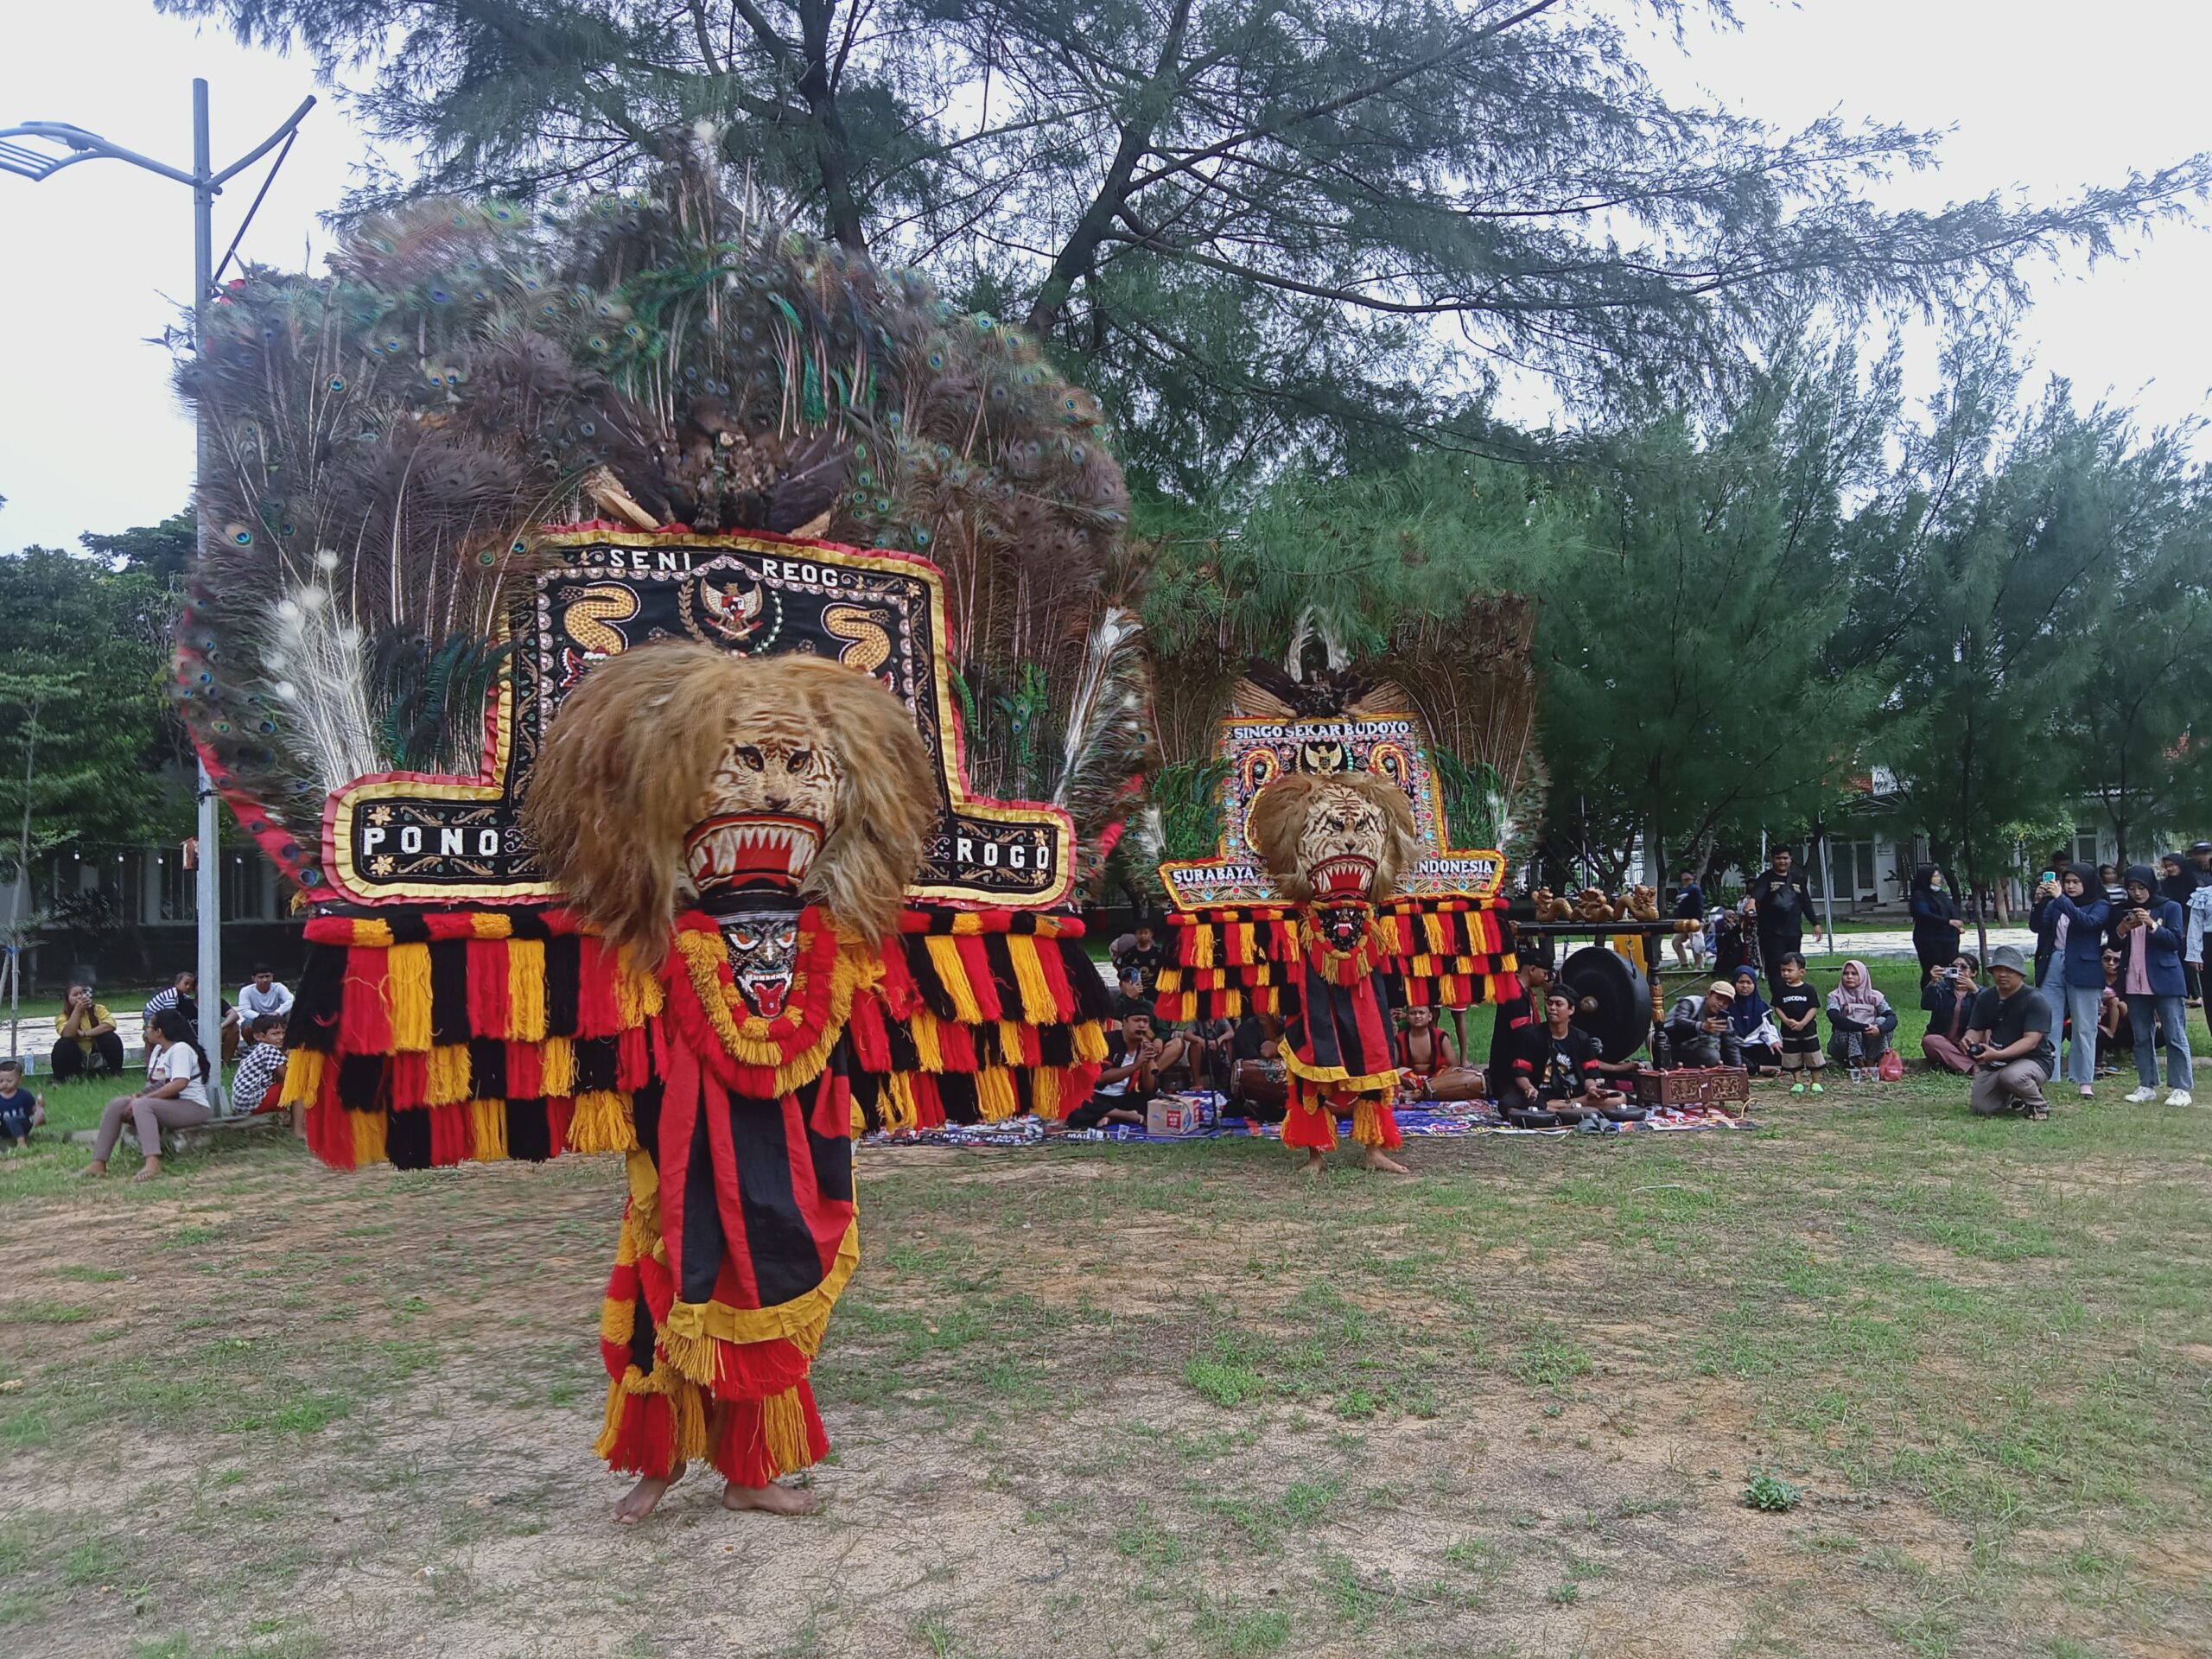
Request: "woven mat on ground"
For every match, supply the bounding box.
[861,1100,1758,1148]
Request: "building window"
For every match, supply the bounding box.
[2075,829,2101,869]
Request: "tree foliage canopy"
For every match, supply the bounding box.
[162,0,2209,495]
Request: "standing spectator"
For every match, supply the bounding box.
[1921,955,1980,1076]
[1669,868,1707,968]
[1961,946,2054,1119]
[1745,847,1821,1001]
[1710,904,1750,984]
[2033,869,2110,1100]
[1726,965,1781,1075]
[2096,858,2132,911]
[50,983,124,1080]
[79,1009,212,1181]
[1663,981,1743,1069]
[1772,953,1826,1094]
[1908,864,1963,981]
[2115,864,2192,1105]
[228,1014,289,1116]
[238,966,294,1024]
[1825,959,1897,1075]
[0,1058,44,1148]
[1110,918,1166,997]
[2158,854,2200,1007]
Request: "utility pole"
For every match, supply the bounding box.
[3,84,315,1104]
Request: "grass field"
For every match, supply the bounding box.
[1,998,2208,1659]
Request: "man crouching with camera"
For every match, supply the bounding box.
[1961,945,2055,1120]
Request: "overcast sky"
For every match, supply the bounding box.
[2,0,2208,553]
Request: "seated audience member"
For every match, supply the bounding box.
[238,966,294,1024]
[1772,953,1826,1095]
[51,983,125,1080]
[1726,966,1781,1075]
[149,970,240,1062]
[1185,1015,1236,1095]
[229,1014,289,1116]
[143,970,194,1022]
[2096,948,2129,1073]
[1505,988,1627,1116]
[79,1010,213,1182]
[1961,945,2054,1120]
[1664,980,1744,1069]
[1825,959,1897,1072]
[1484,957,1552,1100]
[1110,919,1166,996]
[1920,956,1980,1076]
[1396,1003,1490,1101]
[0,1058,45,1149]
[1395,1003,1456,1082]
[1065,1006,1185,1131]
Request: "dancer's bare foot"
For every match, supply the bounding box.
[613,1460,685,1523]
[721,1478,817,1515]
[1361,1148,1410,1175]
[1300,1148,1326,1177]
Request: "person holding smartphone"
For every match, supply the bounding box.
[2114,866,2192,1106]
[2032,868,2110,1098]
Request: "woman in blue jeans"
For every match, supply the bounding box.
[2114,865,2192,1106]
[2031,869,2109,1098]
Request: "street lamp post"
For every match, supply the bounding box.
[3,81,314,1102]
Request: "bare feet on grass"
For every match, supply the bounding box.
[1300,1148,1326,1177]
[721,1479,817,1515]
[613,1461,684,1523]
[1361,1148,1410,1175]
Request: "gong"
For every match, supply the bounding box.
[1557,944,1651,1063]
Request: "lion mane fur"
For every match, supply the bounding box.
[1245,771,1423,905]
[521,642,931,964]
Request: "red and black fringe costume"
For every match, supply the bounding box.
[1154,897,1517,1150]
[283,902,1112,1486]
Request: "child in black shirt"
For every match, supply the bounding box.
[1772,952,1826,1096]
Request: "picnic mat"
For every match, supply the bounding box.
[861,1097,1759,1149]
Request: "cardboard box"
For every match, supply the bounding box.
[1146,1095,1216,1136]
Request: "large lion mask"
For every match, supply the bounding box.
[523,644,932,1001]
[1246,771,1422,947]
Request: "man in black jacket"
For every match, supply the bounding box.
[1745,848,1822,1002]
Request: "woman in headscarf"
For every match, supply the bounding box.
[1907,864,1963,982]
[1919,953,1980,1076]
[1824,959,1897,1076]
[1726,965,1779,1075]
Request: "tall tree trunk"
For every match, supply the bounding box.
[796,0,868,250]
[1025,0,1197,334]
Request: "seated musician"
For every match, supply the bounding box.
[1505,988,1629,1116]
[1483,957,1553,1101]
[1066,1005,1187,1130]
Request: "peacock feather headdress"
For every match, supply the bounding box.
[173,157,1146,895]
